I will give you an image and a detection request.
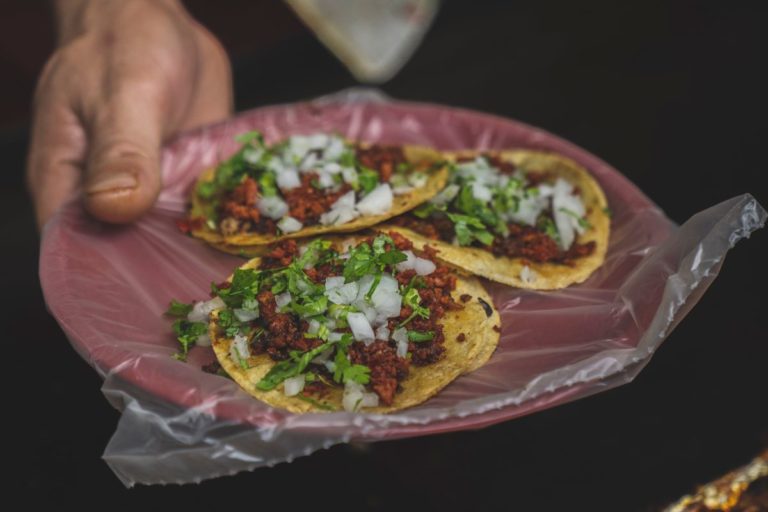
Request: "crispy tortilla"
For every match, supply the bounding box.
[384,150,610,290]
[189,144,448,248]
[209,237,501,413]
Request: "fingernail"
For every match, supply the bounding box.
[87,171,138,194]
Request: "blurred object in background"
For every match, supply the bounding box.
[664,451,768,512]
[286,0,439,83]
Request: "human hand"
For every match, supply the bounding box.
[27,0,232,228]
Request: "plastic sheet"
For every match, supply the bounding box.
[40,89,766,486]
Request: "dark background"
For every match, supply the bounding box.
[2,1,767,510]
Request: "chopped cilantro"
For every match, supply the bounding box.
[171,319,207,360]
[358,166,379,195]
[257,171,278,197]
[447,212,495,246]
[234,130,265,145]
[407,330,435,342]
[538,216,561,244]
[291,295,328,317]
[365,273,382,302]
[296,394,336,411]
[339,150,356,168]
[332,350,371,385]
[196,181,217,200]
[256,342,332,391]
[398,287,430,327]
[343,236,406,281]
[165,299,193,318]
[214,268,262,308]
[217,309,248,337]
[559,207,593,230]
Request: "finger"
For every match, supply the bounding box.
[178,24,233,130]
[26,87,87,230]
[83,84,165,224]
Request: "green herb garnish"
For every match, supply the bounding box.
[407,330,435,342]
[165,299,193,318]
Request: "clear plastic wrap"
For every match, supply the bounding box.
[39,89,766,486]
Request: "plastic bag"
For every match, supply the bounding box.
[39,89,766,486]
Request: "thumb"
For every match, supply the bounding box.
[83,96,164,224]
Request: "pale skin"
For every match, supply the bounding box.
[27,0,233,228]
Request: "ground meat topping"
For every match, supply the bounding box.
[260,240,300,270]
[283,173,350,224]
[349,341,409,405]
[491,224,595,264]
[254,290,323,360]
[221,177,261,224]
[355,145,408,183]
[393,215,595,264]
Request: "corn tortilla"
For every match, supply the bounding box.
[384,150,610,290]
[209,236,501,413]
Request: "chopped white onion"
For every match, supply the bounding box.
[507,194,547,226]
[234,308,259,322]
[551,178,586,250]
[283,375,305,397]
[324,137,345,161]
[299,152,318,172]
[187,296,226,323]
[430,184,460,206]
[375,325,390,341]
[347,312,375,344]
[323,162,342,174]
[276,168,301,191]
[316,171,336,188]
[392,327,409,358]
[353,299,378,324]
[307,319,321,336]
[307,133,329,149]
[355,274,402,324]
[257,195,289,220]
[275,291,292,310]
[520,265,538,285]
[195,332,212,347]
[392,327,408,344]
[361,393,379,408]
[355,184,393,216]
[341,166,358,186]
[325,276,346,290]
[319,206,360,226]
[311,347,334,364]
[408,172,428,188]
[230,333,251,363]
[324,360,337,373]
[332,190,356,210]
[328,331,345,343]
[414,257,436,276]
[396,250,416,272]
[277,216,303,234]
[396,339,408,358]
[326,282,359,305]
[471,181,493,202]
[392,186,415,195]
[341,380,379,412]
[242,147,264,164]
[342,382,364,412]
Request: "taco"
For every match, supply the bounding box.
[182,132,448,251]
[178,232,500,413]
[385,150,610,290]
